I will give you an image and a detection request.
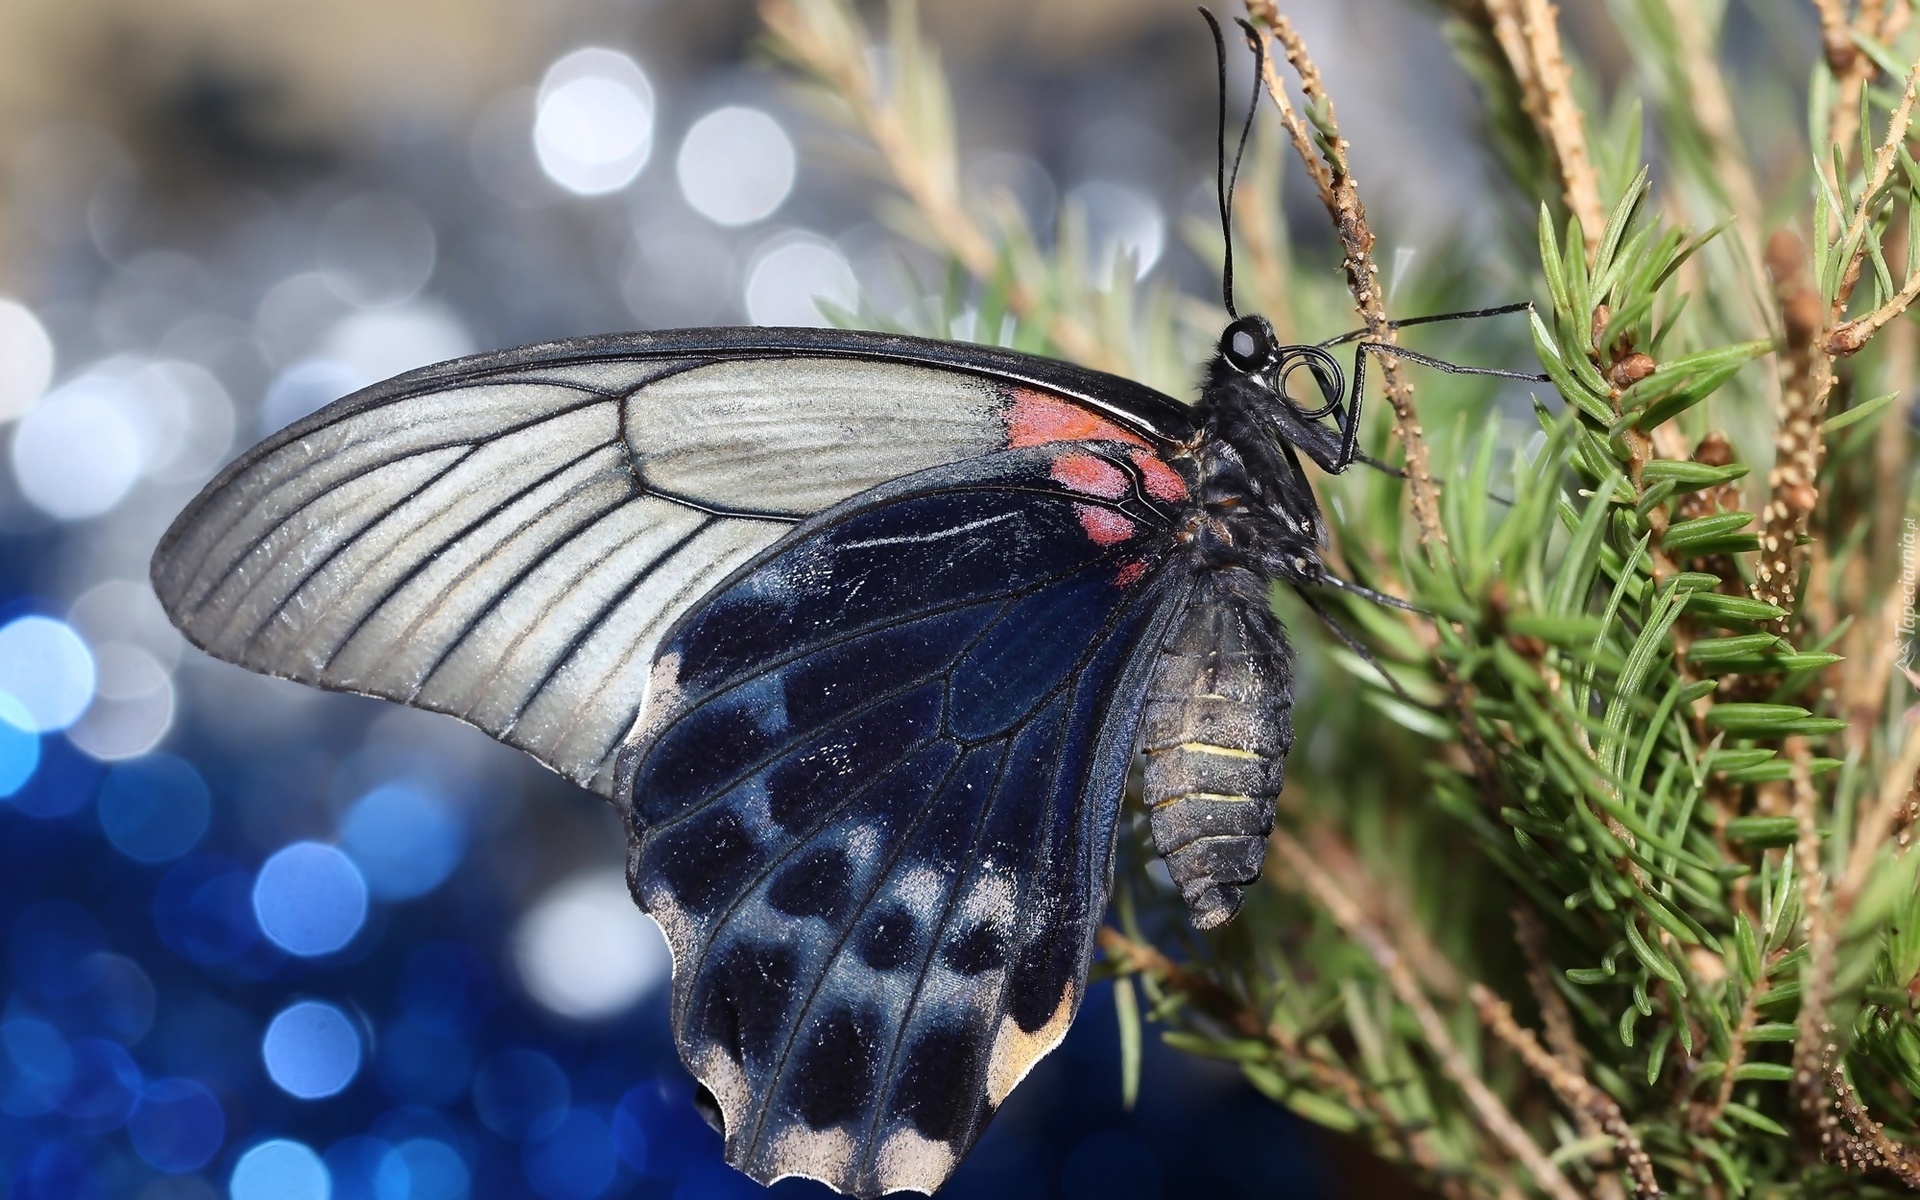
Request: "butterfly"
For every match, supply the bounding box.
[147,14,1544,1197]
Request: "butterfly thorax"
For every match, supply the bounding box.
[1182,358,1332,587]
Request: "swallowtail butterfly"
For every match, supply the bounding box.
[149,13,1540,1194]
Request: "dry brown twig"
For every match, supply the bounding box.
[1817,0,1909,174]
[1514,907,1627,1200]
[1823,1047,1920,1184]
[1754,232,1828,627]
[1241,0,1441,550]
[1756,45,1920,627]
[758,0,1115,370]
[1791,743,1839,1120]
[1269,831,1585,1200]
[1789,723,1920,1156]
[1826,48,1920,351]
[1480,0,1605,257]
[1470,983,1664,1197]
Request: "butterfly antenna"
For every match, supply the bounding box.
[1228,19,1264,213]
[1200,8,1238,319]
[1201,11,1263,320]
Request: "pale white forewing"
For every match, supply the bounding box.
[151,329,1192,796]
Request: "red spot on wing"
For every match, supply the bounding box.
[1007,389,1150,449]
[1129,449,1188,502]
[1051,453,1130,499]
[1075,504,1135,546]
[1113,560,1148,587]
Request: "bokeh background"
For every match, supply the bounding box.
[0,0,1818,1196]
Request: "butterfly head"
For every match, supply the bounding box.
[1216,315,1347,425]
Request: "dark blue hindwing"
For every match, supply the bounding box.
[618,444,1190,1196]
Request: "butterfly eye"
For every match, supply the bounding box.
[1219,316,1276,374]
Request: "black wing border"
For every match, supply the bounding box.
[236,325,1196,458]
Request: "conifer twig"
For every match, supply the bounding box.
[1470,983,1664,1197]
[1792,743,1839,1120]
[1755,231,1828,627]
[1480,0,1605,257]
[1826,1054,1920,1184]
[759,0,1115,370]
[1514,906,1626,1200]
[1826,45,1920,347]
[1096,925,1460,1186]
[1271,831,1584,1200]
[1241,1,1442,551]
[1241,2,1505,797]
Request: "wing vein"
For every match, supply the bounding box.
[299,439,629,671]
[739,749,973,1164]
[667,731,938,1034]
[492,517,718,739]
[175,391,613,595]
[336,467,634,685]
[220,444,478,653]
[853,739,1018,1179]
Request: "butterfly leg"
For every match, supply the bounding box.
[1315,300,1538,348]
[1287,582,1418,705]
[1290,334,1548,483]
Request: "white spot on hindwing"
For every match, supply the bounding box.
[986,987,1076,1106]
[874,1126,958,1196]
[764,1125,858,1189]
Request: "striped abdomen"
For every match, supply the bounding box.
[1139,569,1293,929]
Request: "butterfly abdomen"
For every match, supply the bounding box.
[1138,568,1293,929]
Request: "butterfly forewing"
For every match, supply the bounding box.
[620,445,1192,1196]
[149,328,1193,798]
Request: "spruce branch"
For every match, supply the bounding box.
[1825,44,1920,344]
[1755,231,1828,628]
[762,1,1920,1193]
[1761,43,1920,627]
[1826,1048,1920,1184]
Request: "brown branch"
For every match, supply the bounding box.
[1480,0,1605,257]
[1825,1054,1920,1184]
[1241,2,1504,797]
[1838,721,1920,914]
[1471,983,1665,1197]
[1514,906,1627,1200]
[1820,0,1900,176]
[1241,2,1441,551]
[1096,926,1262,1039]
[1758,46,1920,628]
[1692,960,1773,1136]
[1270,831,1585,1200]
[1754,232,1829,628]
[1791,740,1837,1119]
[1826,43,1920,337]
[1847,317,1918,747]
[758,0,1114,370]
